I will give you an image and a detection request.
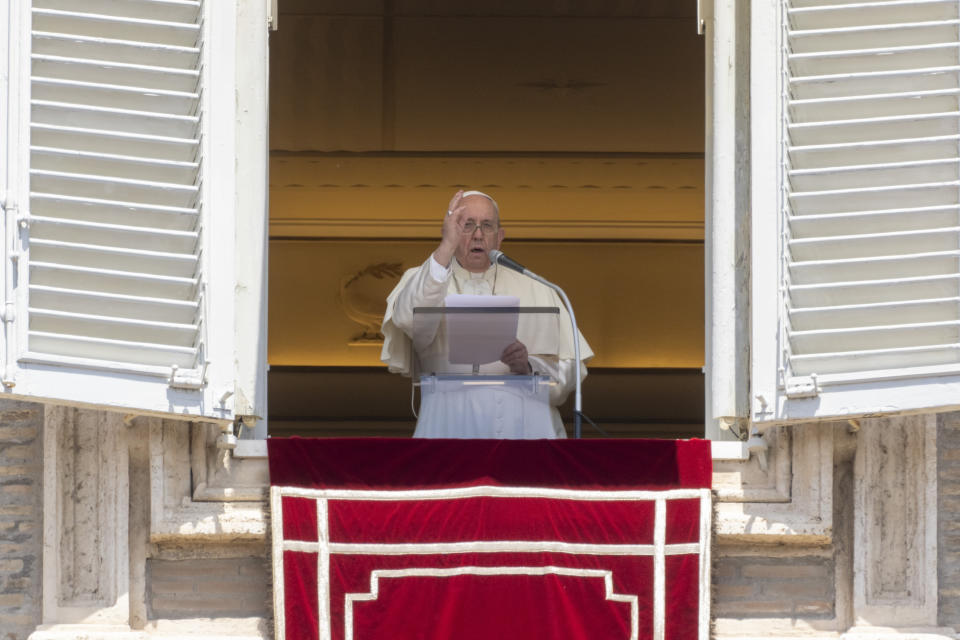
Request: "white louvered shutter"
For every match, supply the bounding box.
[30,0,205,372]
[1,0,267,423]
[752,0,960,423]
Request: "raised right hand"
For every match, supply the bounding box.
[434,190,466,267]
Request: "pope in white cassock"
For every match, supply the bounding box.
[381,190,593,438]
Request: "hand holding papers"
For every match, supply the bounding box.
[499,339,531,375]
[444,294,520,365]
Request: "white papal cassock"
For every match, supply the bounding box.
[381,256,593,438]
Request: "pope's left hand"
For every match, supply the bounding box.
[501,340,532,375]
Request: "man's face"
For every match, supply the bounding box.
[454,195,505,273]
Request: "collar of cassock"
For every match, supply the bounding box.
[452,259,497,296]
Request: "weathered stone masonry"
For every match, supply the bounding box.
[0,401,42,640]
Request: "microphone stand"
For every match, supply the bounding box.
[490,251,583,438]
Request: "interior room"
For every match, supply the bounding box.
[266,0,705,438]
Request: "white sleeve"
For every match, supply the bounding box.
[389,254,452,336]
[428,253,453,282]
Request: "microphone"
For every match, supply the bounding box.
[487,249,585,438]
[488,250,533,277]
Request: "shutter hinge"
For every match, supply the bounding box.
[754,394,774,420]
[169,361,209,390]
[3,197,29,229]
[268,0,278,30]
[3,202,27,263]
[10,213,29,264]
[785,373,820,399]
[696,0,710,34]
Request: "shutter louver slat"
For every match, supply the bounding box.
[790,297,960,329]
[791,320,960,352]
[790,343,960,374]
[36,0,203,24]
[32,100,199,139]
[31,125,199,161]
[30,309,198,347]
[30,285,198,320]
[782,0,960,381]
[29,214,198,237]
[32,9,200,47]
[791,0,952,7]
[790,112,959,146]
[28,332,197,368]
[789,1,958,29]
[31,147,199,183]
[790,227,960,259]
[789,274,960,307]
[30,194,198,230]
[791,68,960,99]
[789,205,960,236]
[30,262,197,299]
[32,77,199,115]
[32,31,200,69]
[791,252,960,283]
[791,88,960,122]
[790,185,959,217]
[31,171,198,208]
[32,122,197,157]
[27,0,205,374]
[790,158,959,192]
[31,55,200,93]
[790,135,960,168]
[29,239,197,277]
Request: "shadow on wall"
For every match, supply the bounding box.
[268,366,704,439]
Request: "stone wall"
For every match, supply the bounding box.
[0,401,43,640]
[146,555,269,620]
[713,554,834,619]
[713,416,941,635]
[938,412,960,627]
[0,400,952,638]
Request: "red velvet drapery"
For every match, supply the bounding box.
[269,438,711,640]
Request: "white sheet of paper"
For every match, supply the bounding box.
[444,294,520,365]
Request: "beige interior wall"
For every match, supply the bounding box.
[270,9,704,153]
[269,155,704,241]
[270,239,703,368]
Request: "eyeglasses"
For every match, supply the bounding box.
[461,220,499,235]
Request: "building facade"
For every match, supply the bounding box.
[3,0,959,639]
